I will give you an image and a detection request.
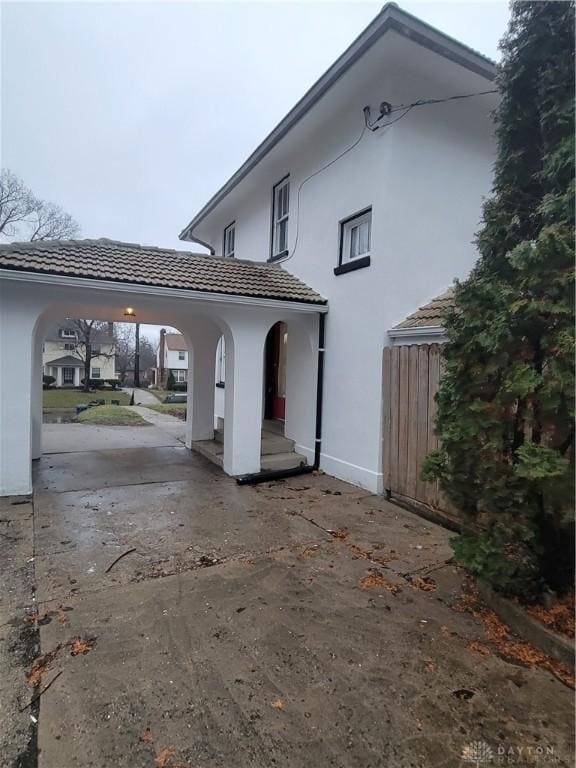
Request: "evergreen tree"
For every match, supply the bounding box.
[423,1,575,596]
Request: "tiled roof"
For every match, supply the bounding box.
[393,288,455,329]
[0,239,326,305]
[164,333,187,351]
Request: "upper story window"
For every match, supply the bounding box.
[60,329,76,338]
[271,176,290,260]
[178,351,185,361]
[223,222,235,258]
[64,343,75,351]
[335,208,372,276]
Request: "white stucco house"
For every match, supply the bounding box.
[0,4,497,497]
[43,321,116,387]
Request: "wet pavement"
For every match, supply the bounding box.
[1,426,574,768]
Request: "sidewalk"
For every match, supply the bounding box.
[121,387,160,406]
[130,404,186,444]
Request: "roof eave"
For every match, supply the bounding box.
[179,2,496,242]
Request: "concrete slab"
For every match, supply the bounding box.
[42,422,181,453]
[4,442,574,767]
[34,446,212,494]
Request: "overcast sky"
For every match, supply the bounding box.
[1,0,510,342]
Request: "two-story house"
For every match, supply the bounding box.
[178,3,499,492]
[43,321,116,387]
[155,329,189,387]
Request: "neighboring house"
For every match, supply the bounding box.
[43,322,116,387]
[154,330,189,386]
[179,3,498,492]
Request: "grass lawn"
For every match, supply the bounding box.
[75,405,148,426]
[44,389,130,409]
[144,403,187,420]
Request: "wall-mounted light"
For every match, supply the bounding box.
[123,307,136,318]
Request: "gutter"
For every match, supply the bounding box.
[236,312,326,486]
[387,324,446,340]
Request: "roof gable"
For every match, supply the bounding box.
[164,333,187,351]
[179,3,496,242]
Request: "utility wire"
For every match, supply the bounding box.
[279,86,498,262]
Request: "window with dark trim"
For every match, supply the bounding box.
[270,175,290,260]
[223,221,235,258]
[334,207,372,276]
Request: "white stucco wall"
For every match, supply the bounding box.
[191,31,497,491]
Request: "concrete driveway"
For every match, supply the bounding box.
[1,425,573,768]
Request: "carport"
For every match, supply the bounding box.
[0,238,327,496]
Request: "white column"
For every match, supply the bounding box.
[0,294,38,496]
[31,331,44,461]
[56,366,62,387]
[74,367,80,387]
[223,320,266,476]
[185,338,219,446]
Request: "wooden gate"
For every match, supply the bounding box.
[382,344,457,524]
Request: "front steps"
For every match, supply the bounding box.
[192,424,307,473]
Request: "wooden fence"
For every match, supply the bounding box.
[382,344,458,525]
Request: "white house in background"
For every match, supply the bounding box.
[43,321,116,387]
[179,3,498,492]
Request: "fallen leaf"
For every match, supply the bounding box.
[27,646,62,686]
[407,575,437,592]
[68,636,96,656]
[141,729,154,743]
[329,528,349,540]
[424,659,436,672]
[155,747,174,768]
[467,641,490,656]
[271,698,284,710]
[359,570,401,593]
[57,608,69,626]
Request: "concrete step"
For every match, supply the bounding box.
[213,428,295,456]
[260,452,307,471]
[192,439,223,467]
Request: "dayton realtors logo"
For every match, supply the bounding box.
[461,741,559,765]
[462,742,494,766]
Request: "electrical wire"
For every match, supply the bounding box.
[278,86,498,262]
[281,121,368,263]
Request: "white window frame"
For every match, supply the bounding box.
[178,351,186,361]
[174,369,187,383]
[340,208,372,265]
[91,367,101,378]
[223,222,235,258]
[271,176,290,259]
[60,329,76,339]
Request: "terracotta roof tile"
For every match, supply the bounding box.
[0,238,326,305]
[393,288,455,329]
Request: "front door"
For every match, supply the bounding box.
[265,322,287,421]
[62,367,75,385]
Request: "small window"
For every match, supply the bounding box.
[178,351,185,361]
[64,343,75,351]
[223,222,235,258]
[271,176,290,260]
[216,336,225,387]
[91,367,101,378]
[174,369,187,383]
[60,329,76,338]
[335,208,372,275]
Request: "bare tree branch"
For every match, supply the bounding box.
[0,168,80,241]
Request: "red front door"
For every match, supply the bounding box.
[265,322,287,421]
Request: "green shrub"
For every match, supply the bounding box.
[423,1,575,597]
[43,375,56,389]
